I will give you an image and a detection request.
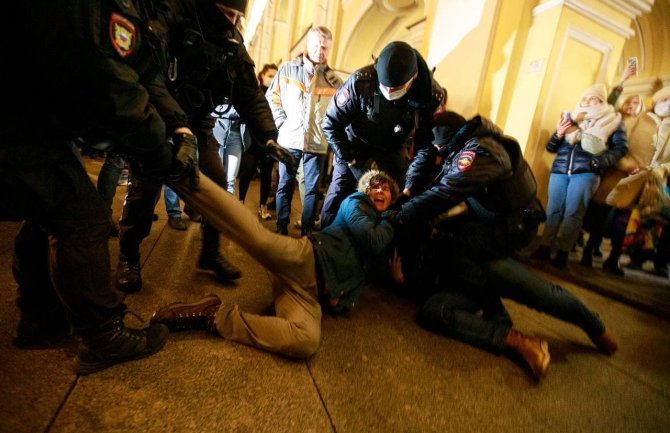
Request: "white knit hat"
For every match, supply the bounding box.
[580,83,607,103]
[652,86,670,105]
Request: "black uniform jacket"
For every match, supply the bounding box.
[164,0,277,143]
[398,117,523,225]
[4,0,185,173]
[322,55,444,171]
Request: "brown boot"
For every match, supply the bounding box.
[589,328,618,355]
[504,329,550,380]
[150,294,221,332]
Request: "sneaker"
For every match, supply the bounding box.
[198,253,241,282]
[258,205,272,220]
[116,256,142,293]
[75,316,168,375]
[150,294,221,332]
[168,216,187,231]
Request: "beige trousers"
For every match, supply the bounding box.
[169,175,322,358]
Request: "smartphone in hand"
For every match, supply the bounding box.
[627,57,638,75]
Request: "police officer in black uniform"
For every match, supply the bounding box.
[320,41,445,228]
[391,113,617,380]
[1,0,199,374]
[116,0,296,292]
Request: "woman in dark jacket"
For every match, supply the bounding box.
[532,84,628,268]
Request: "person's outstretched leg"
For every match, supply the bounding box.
[485,257,617,354]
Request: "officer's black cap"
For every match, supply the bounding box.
[375,42,418,87]
[432,111,467,146]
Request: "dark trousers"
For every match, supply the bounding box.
[1,143,125,335]
[419,257,605,353]
[97,153,126,210]
[119,114,229,257]
[238,144,274,205]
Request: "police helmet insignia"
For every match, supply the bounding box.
[109,13,137,58]
[456,150,476,172]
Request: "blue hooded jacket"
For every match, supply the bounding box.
[310,192,395,311]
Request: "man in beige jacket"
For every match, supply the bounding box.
[266,26,342,236]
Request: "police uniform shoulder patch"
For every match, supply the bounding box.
[109,12,137,58]
[456,150,476,172]
[336,89,350,108]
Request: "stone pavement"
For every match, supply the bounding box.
[1,156,669,433]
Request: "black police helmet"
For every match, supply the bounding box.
[375,41,418,87]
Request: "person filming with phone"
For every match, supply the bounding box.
[530,84,628,268]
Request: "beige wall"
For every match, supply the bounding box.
[245,0,670,205]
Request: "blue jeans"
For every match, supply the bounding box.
[419,257,605,353]
[217,127,243,195]
[163,185,181,218]
[540,172,600,252]
[277,149,324,231]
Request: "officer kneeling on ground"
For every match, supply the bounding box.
[390,112,618,381]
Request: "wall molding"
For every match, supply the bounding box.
[534,24,614,158]
[602,0,654,19]
[533,0,636,38]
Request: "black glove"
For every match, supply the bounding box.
[389,193,411,211]
[381,209,398,221]
[266,140,297,175]
[168,133,199,189]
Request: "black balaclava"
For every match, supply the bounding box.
[432,111,467,157]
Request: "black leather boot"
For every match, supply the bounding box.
[198,252,241,282]
[75,315,168,375]
[115,256,142,293]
